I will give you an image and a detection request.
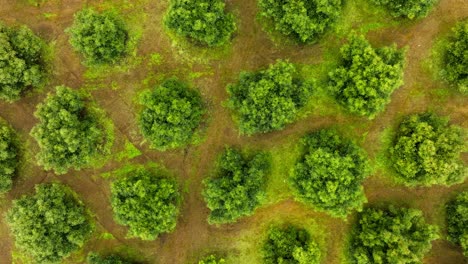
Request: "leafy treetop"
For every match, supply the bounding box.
[443,20,468,93]
[370,0,438,19]
[87,252,132,264]
[446,191,468,257]
[0,122,19,193]
[198,255,226,264]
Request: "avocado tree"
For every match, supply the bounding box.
[329,34,405,118]
[87,252,132,264]
[203,147,270,224]
[165,0,236,47]
[7,183,92,264]
[138,78,205,151]
[67,8,128,65]
[446,191,468,257]
[0,123,19,193]
[290,129,371,218]
[198,255,225,264]
[0,23,47,102]
[258,0,342,43]
[442,21,468,93]
[390,113,465,186]
[227,60,313,135]
[111,167,180,240]
[370,0,438,19]
[30,86,107,174]
[351,206,438,264]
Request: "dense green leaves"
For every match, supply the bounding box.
[0,123,19,193]
[203,147,270,224]
[329,35,405,118]
[165,0,236,47]
[198,255,226,264]
[7,183,92,264]
[351,206,438,264]
[138,78,204,150]
[30,86,107,174]
[258,0,342,43]
[87,252,132,264]
[0,23,46,102]
[370,0,438,19]
[442,21,468,93]
[263,225,321,264]
[227,60,313,135]
[390,113,465,186]
[111,168,180,240]
[67,8,128,65]
[446,191,468,257]
[290,129,371,218]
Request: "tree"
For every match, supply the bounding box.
[165,0,236,47]
[370,0,438,19]
[0,23,46,102]
[446,191,468,257]
[227,60,313,135]
[30,86,107,174]
[67,8,128,65]
[138,78,205,151]
[0,123,19,193]
[442,21,468,93]
[262,225,321,264]
[111,168,180,240]
[329,34,405,118]
[351,206,438,264]
[290,129,371,218]
[258,0,342,43]
[203,147,270,224]
[87,252,132,264]
[198,255,225,264]
[6,183,92,264]
[390,113,465,186]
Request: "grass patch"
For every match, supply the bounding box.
[114,139,142,162]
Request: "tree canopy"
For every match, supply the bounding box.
[290,129,371,218]
[442,21,468,93]
[0,123,19,193]
[390,113,465,186]
[227,60,313,135]
[258,0,342,43]
[263,225,321,264]
[203,147,270,224]
[7,183,92,264]
[446,191,468,257]
[30,86,107,174]
[198,255,226,264]
[111,168,180,240]
[370,0,438,19]
[165,0,236,47]
[329,34,405,118]
[351,206,438,264]
[87,252,132,264]
[67,8,128,65]
[138,78,204,151]
[0,23,46,102]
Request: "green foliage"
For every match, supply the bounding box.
[165,0,236,47]
[198,254,225,264]
[390,113,465,186]
[67,8,128,65]
[30,86,107,174]
[370,0,438,19]
[138,78,204,150]
[0,123,19,193]
[290,129,371,218]
[258,0,342,43]
[0,23,46,102]
[329,34,405,118]
[203,147,270,224]
[351,206,438,264]
[446,191,468,257]
[262,225,321,264]
[442,21,468,93]
[7,183,92,264]
[111,168,180,240]
[227,60,313,135]
[87,252,132,264]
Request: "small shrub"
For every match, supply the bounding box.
[203,147,270,224]
[198,254,225,264]
[111,167,180,240]
[227,60,313,135]
[390,113,465,186]
[370,0,438,19]
[263,225,321,264]
[138,78,204,151]
[0,123,19,193]
[351,206,438,264]
[446,191,468,257]
[7,183,92,264]
[87,252,132,264]
[165,0,236,47]
[442,21,468,93]
[290,129,371,218]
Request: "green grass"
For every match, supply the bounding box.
[115,139,142,162]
